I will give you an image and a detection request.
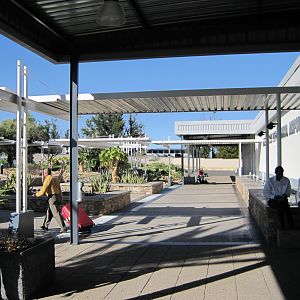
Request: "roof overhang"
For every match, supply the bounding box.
[1,1,300,63]
[0,88,69,119]
[50,137,151,149]
[152,139,261,147]
[30,86,300,115]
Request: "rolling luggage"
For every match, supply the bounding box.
[61,203,94,231]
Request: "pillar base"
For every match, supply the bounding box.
[9,210,34,238]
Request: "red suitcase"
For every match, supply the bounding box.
[61,203,94,231]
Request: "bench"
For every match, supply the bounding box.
[236,176,300,247]
[249,189,300,247]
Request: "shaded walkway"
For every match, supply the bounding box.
[33,180,300,299]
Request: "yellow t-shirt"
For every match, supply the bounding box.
[36,175,61,197]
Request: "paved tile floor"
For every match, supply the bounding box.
[2,177,300,299]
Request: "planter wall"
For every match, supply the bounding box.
[0,238,55,299]
[236,176,300,245]
[0,195,67,212]
[0,191,131,217]
[110,181,163,195]
[80,191,131,216]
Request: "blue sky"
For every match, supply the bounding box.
[0,34,299,141]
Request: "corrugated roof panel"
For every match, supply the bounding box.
[151,98,168,112]
[192,96,202,111]
[28,0,139,36]
[120,99,141,113]
[138,98,155,112]
[26,87,300,115]
[183,97,194,111]
[26,0,300,38]
[188,96,198,111]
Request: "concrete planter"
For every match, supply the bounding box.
[110,181,163,195]
[80,191,131,216]
[0,238,55,299]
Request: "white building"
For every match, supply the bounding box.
[175,56,300,189]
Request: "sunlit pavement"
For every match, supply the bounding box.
[2,177,300,299]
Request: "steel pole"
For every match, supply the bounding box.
[70,58,79,245]
[192,146,195,173]
[276,93,282,166]
[181,137,184,184]
[265,102,270,181]
[22,66,28,212]
[16,60,22,213]
[239,142,242,176]
[168,146,171,186]
[187,145,190,176]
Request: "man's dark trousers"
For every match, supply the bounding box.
[268,197,293,229]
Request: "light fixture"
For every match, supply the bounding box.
[96,0,126,27]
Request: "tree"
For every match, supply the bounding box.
[0,119,17,166]
[0,115,60,166]
[64,129,70,138]
[125,114,144,137]
[82,114,125,138]
[43,119,60,140]
[215,146,239,159]
[78,148,99,172]
[99,147,127,183]
[200,146,210,158]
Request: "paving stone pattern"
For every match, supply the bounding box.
[1,176,300,299]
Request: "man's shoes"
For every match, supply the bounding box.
[40,225,48,231]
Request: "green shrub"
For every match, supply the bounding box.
[146,162,182,182]
[0,173,16,195]
[90,171,111,193]
[120,171,146,184]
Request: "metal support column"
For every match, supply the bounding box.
[70,58,79,245]
[181,138,184,184]
[22,66,28,212]
[199,146,201,170]
[265,102,270,181]
[192,146,194,174]
[197,146,200,170]
[239,142,242,176]
[168,146,171,186]
[16,60,22,214]
[144,145,147,176]
[276,93,282,166]
[130,146,133,169]
[187,145,190,176]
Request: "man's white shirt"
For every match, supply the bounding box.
[263,176,291,199]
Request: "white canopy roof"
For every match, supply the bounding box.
[29,86,300,116]
[0,88,69,120]
[2,86,300,119]
[152,139,260,147]
[50,137,151,149]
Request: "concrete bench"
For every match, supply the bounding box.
[236,176,300,247]
[249,189,300,247]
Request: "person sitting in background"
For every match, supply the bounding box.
[197,168,205,183]
[263,166,293,229]
[35,168,67,233]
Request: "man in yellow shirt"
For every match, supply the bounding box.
[36,168,67,233]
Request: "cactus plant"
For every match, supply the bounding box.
[90,171,111,193]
